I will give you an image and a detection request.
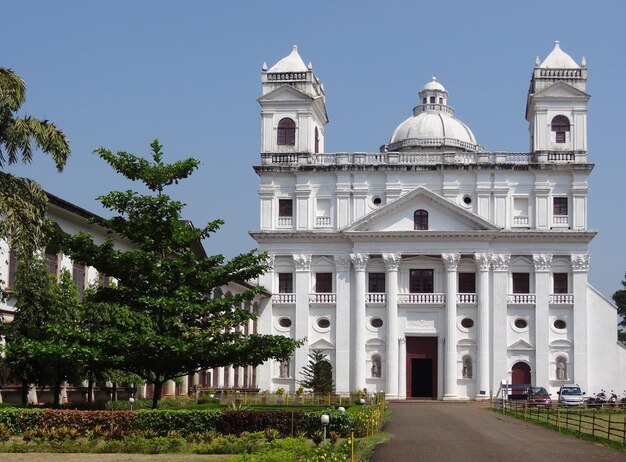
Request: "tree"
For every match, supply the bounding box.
[298,350,334,394]
[54,140,301,408]
[0,254,90,405]
[612,274,626,343]
[0,67,70,253]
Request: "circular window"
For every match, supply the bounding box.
[462,195,472,205]
[553,319,566,330]
[278,317,292,328]
[370,318,384,328]
[372,197,382,206]
[514,318,528,329]
[317,318,331,329]
[461,318,474,328]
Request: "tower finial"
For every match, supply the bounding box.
[292,45,298,52]
[581,56,587,67]
[535,56,541,66]
[262,62,268,71]
[554,40,560,48]
[432,76,437,81]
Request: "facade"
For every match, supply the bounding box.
[252,43,626,399]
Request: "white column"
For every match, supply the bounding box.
[533,254,552,387]
[137,383,147,399]
[383,253,401,399]
[27,384,38,405]
[442,253,461,400]
[571,253,590,392]
[475,253,491,400]
[437,337,445,399]
[398,337,407,399]
[181,375,189,396]
[334,254,352,394]
[165,380,176,396]
[293,254,312,386]
[351,253,369,390]
[491,253,511,391]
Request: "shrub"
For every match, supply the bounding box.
[300,410,353,437]
[133,409,220,436]
[0,423,11,442]
[38,410,134,437]
[263,428,280,442]
[218,410,304,437]
[194,434,247,454]
[0,409,42,434]
[185,430,216,444]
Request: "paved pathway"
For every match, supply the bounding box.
[370,402,626,462]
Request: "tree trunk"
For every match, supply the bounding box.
[53,380,61,407]
[20,380,28,406]
[112,382,117,401]
[152,381,163,409]
[87,379,94,403]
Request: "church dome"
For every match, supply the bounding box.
[386,77,483,152]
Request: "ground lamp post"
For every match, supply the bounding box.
[129,396,135,411]
[321,413,330,444]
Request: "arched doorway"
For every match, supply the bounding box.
[511,362,531,396]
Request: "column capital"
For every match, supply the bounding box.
[442,253,461,271]
[532,253,553,272]
[491,253,511,272]
[334,254,351,271]
[350,253,369,271]
[570,253,590,272]
[474,253,491,272]
[293,254,312,272]
[398,336,406,345]
[265,254,275,267]
[383,253,402,271]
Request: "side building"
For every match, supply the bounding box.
[251,43,626,399]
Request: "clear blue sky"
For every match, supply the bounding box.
[2,1,625,298]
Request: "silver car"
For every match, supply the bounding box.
[557,385,585,406]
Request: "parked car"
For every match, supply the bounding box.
[528,386,552,406]
[557,385,585,406]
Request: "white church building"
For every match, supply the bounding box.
[252,43,626,399]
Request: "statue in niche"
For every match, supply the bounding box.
[462,356,473,379]
[371,354,382,378]
[556,357,567,380]
[279,360,290,378]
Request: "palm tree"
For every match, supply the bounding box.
[0,67,70,253]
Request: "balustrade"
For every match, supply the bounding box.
[513,216,529,226]
[398,293,445,305]
[309,293,336,304]
[272,293,296,304]
[549,294,574,305]
[507,294,536,305]
[553,216,568,225]
[315,216,331,227]
[366,293,386,304]
[456,293,477,304]
[277,217,293,227]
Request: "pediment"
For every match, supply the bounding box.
[534,81,590,99]
[309,338,335,350]
[342,187,499,233]
[257,85,313,103]
[457,338,477,348]
[508,339,535,351]
[366,338,386,347]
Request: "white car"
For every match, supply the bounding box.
[557,385,585,406]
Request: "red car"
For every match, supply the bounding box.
[528,387,552,406]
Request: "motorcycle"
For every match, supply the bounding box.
[588,389,607,407]
[609,390,618,407]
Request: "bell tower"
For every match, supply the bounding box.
[526,41,589,154]
[258,46,328,154]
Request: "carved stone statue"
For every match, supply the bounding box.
[279,360,290,378]
[556,358,566,380]
[462,357,473,379]
[371,355,382,378]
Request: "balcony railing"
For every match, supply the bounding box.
[272,293,296,305]
[366,293,386,304]
[277,217,293,228]
[513,216,529,226]
[549,294,574,305]
[507,294,536,305]
[315,216,332,227]
[553,216,568,225]
[398,293,445,305]
[309,293,336,304]
[456,293,477,304]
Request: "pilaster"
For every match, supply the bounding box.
[571,253,590,391]
[533,253,552,387]
[334,254,352,393]
[293,254,311,386]
[442,252,460,399]
[383,253,401,399]
[491,253,510,391]
[351,253,369,390]
[474,253,491,399]
[398,337,407,399]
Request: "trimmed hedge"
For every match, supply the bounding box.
[133,409,221,436]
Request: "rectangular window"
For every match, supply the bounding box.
[556,131,566,143]
[553,197,568,216]
[315,272,333,293]
[512,273,530,294]
[278,273,293,293]
[553,273,568,294]
[458,272,476,293]
[409,269,434,293]
[72,262,86,301]
[278,199,293,217]
[429,96,436,103]
[7,250,18,289]
[368,272,386,293]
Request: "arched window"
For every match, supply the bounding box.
[314,127,319,153]
[462,356,473,379]
[371,354,382,378]
[551,115,570,143]
[556,356,567,380]
[414,209,428,230]
[277,118,296,146]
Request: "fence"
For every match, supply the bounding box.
[202,390,370,408]
[496,400,626,445]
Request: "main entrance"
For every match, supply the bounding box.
[406,337,438,398]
